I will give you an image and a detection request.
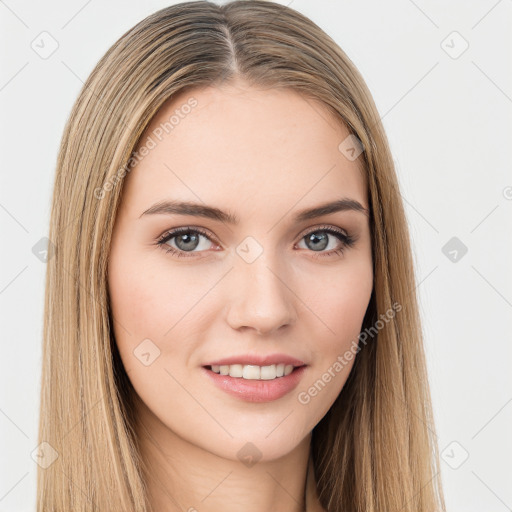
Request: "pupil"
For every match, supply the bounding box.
[176,233,199,251]
[307,232,328,251]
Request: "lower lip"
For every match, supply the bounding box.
[202,365,308,403]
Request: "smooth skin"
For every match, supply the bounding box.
[108,77,373,512]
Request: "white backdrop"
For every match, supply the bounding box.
[1,1,511,510]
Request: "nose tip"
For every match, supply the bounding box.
[225,261,297,335]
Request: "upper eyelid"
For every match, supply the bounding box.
[297,224,349,238]
[157,226,215,244]
[158,224,351,246]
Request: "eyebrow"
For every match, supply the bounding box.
[139,197,369,223]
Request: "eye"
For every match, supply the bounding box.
[156,227,218,258]
[295,225,356,259]
[155,224,357,259]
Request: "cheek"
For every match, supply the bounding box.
[295,265,372,431]
[324,278,372,341]
[108,265,163,341]
[307,258,373,345]
[107,248,217,374]
[107,247,181,370]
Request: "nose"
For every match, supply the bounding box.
[225,255,298,336]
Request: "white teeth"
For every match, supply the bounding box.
[243,365,261,379]
[209,363,299,380]
[284,364,294,376]
[229,364,243,378]
[260,364,276,380]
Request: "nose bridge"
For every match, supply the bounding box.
[226,245,297,334]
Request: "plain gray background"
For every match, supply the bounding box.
[1,0,511,510]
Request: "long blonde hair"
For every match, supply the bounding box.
[38,1,446,510]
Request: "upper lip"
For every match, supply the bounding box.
[203,353,306,367]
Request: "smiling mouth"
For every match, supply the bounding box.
[205,363,304,381]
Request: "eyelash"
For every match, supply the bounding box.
[155,224,356,260]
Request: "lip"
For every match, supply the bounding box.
[202,365,308,403]
[203,353,306,367]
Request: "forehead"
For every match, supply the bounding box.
[120,81,367,219]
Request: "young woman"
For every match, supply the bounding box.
[37,1,446,511]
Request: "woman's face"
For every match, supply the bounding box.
[108,79,373,462]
